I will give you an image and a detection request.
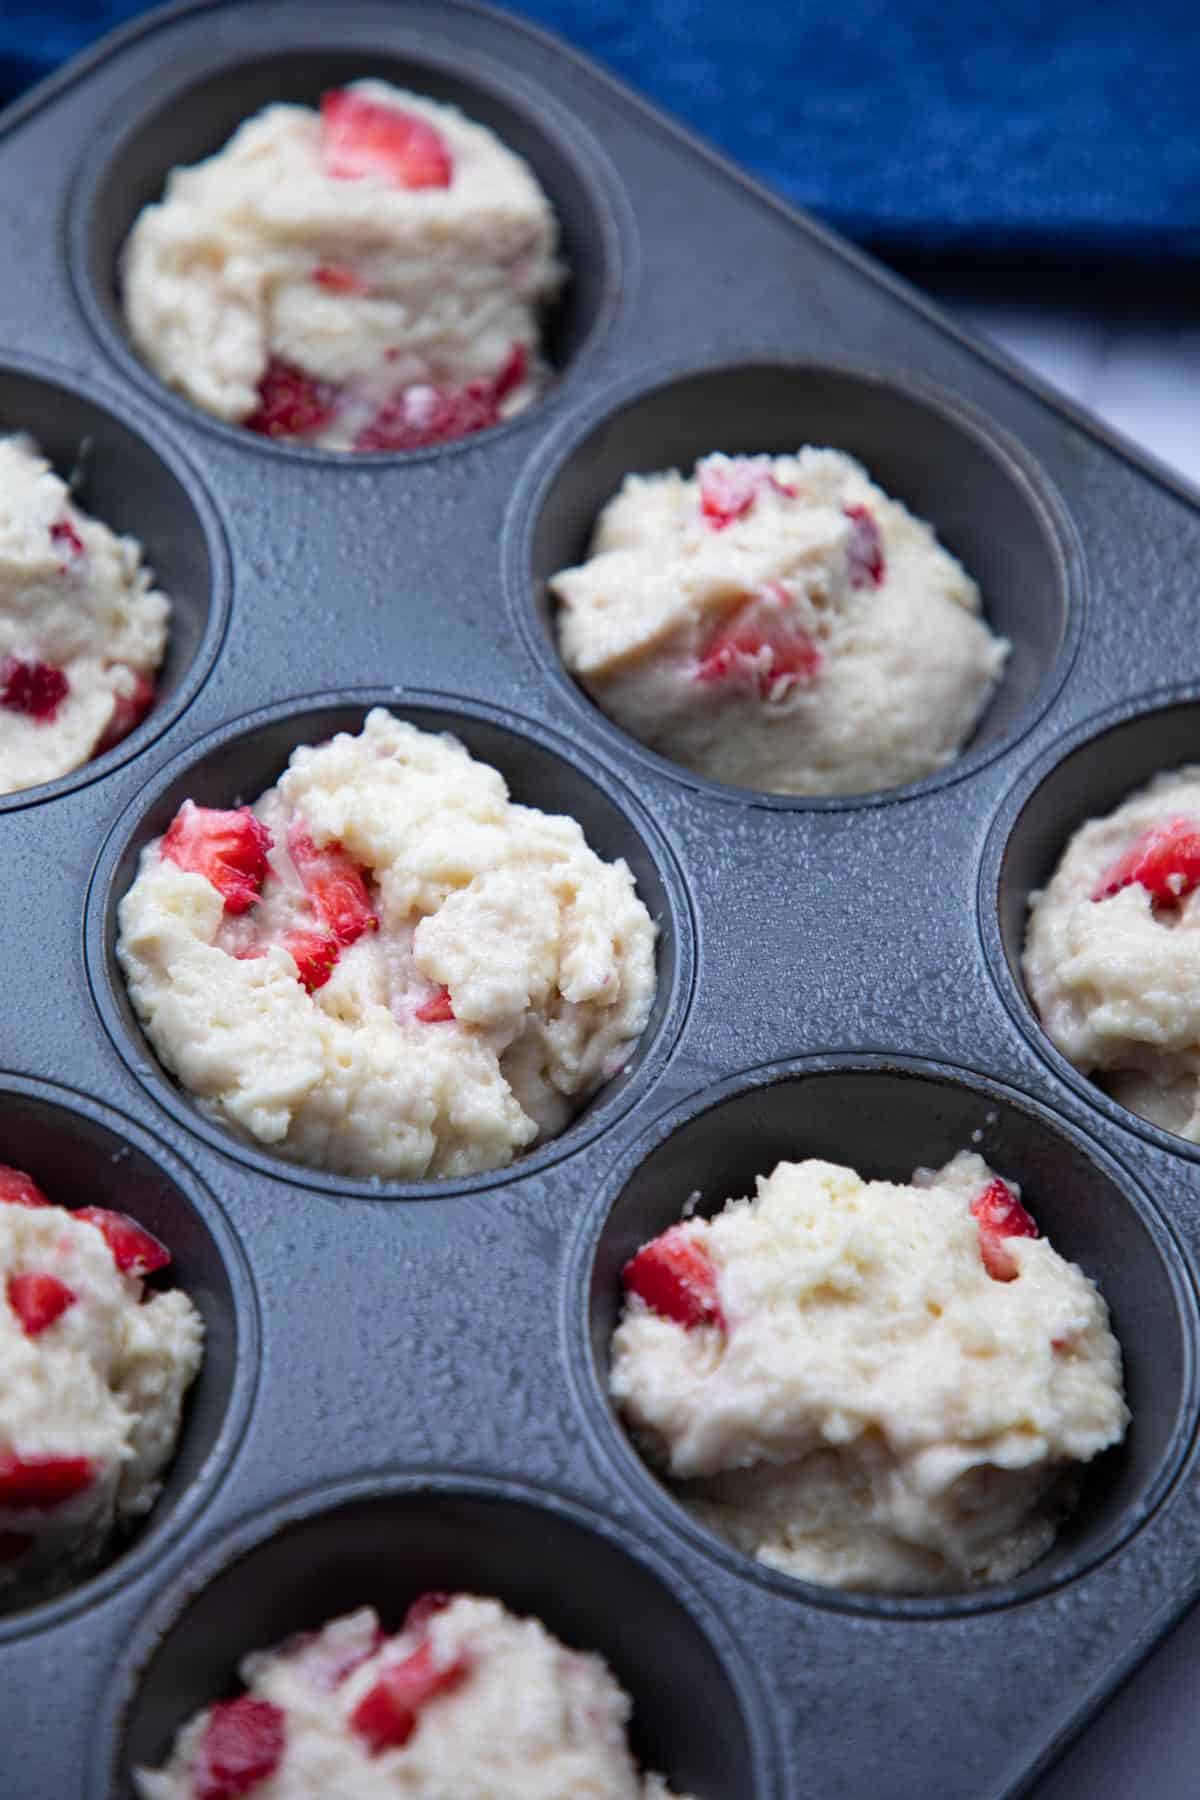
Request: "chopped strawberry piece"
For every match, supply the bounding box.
[698,455,771,529]
[843,505,885,587]
[0,1531,34,1562]
[283,929,340,994]
[404,1591,454,1634]
[696,588,821,698]
[194,1697,286,1800]
[95,669,155,756]
[970,1178,1039,1282]
[312,262,367,293]
[622,1225,725,1330]
[321,88,453,189]
[245,358,337,441]
[74,1207,171,1277]
[50,518,85,560]
[0,656,69,721]
[161,801,273,915]
[493,343,528,401]
[0,1452,95,1510]
[353,379,501,452]
[7,1273,76,1337]
[415,986,455,1023]
[287,822,377,945]
[350,1641,470,1756]
[1092,816,1200,906]
[0,1166,51,1209]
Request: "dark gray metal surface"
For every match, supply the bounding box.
[1,3,1199,1795]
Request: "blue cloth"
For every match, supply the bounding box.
[3,0,1199,258]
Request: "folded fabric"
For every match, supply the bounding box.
[3,0,1199,257]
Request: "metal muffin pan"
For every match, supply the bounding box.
[1,1,1199,1794]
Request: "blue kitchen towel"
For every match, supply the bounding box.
[3,0,1199,258]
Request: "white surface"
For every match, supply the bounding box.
[927,278,1200,1798]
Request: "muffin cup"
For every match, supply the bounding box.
[84,689,694,1197]
[507,355,1084,805]
[568,1053,1199,1618]
[0,1075,258,1638]
[93,1471,781,1800]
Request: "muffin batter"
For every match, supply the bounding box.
[610,1152,1126,1593]
[0,435,170,794]
[136,1592,693,1799]
[122,80,561,450]
[117,709,657,1181]
[550,448,1006,795]
[1024,766,1200,1138]
[0,1163,203,1610]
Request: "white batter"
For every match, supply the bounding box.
[610,1152,1127,1593]
[117,709,657,1181]
[550,448,1006,795]
[136,1593,692,1799]
[0,1173,203,1608]
[1024,767,1200,1139]
[122,80,561,450]
[0,435,169,794]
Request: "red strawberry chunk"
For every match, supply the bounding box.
[0,656,70,721]
[194,1697,286,1800]
[1092,816,1200,906]
[50,518,85,561]
[404,1591,454,1634]
[162,801,273,915]
[970,1178,1039,1282]
[7,1273,77,1337]
[95,669,155,756]
[312,262,367,294]
[696,589,821,698]
[350,1641,471,1756]
[0,1531,33,1562]
[288,822,377,945]
[353,379,501,452]
[245,358,338,440]
[283,929,340,994]
[622,1225,725,1330]
[493,342,528,402]
[321,88,453,189]
[74,1207,171,1277]
[843,505,885,588]
[0,1452,95,1510]
[698,455,769,529]
[415,986,455,1023]
[0,1166,51,1209]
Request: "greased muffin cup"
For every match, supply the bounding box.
[2,2,1200,1796]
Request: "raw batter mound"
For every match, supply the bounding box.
[0,435,170,795]
[117,708,657,1181]
[610,1152,1126,1593]
[550,448,1007,795]
[135,1593,693,1799]
[122,80,561,451]
[0,1163,203,1611]
[1023,769,1200,1138]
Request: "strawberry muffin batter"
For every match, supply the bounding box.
[1024,768,1200,1139]
[117,709,657,1181]
[0,1162,203,1611]
[0,435,170,794]
[136,1592,692,1799]
[610,1152,1127,1593]
[121,81,561,451]
[549,449,1006,795]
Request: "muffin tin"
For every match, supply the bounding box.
[2,2,1199,1794]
